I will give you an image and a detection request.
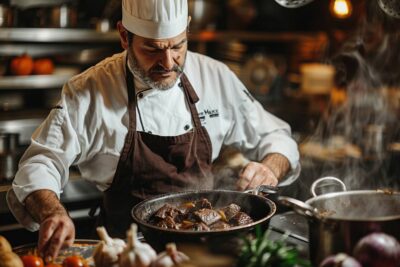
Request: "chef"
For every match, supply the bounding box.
[7,0,300,260]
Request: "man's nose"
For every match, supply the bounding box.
[159,49,175,70]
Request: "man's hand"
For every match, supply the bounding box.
[237,153,290,190]
[25,190,75,261]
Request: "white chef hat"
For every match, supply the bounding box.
[122,0,189,39]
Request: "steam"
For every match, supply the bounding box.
[302,1,400,190]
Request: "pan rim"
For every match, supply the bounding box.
[306,190,400,221]
[131,189,277,235]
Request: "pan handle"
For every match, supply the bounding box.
[278,196,320,220]
[310,176,347,197]
[244,184,279,195]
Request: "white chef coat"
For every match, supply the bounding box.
[10,50,300,230]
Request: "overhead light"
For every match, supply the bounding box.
[330,0,353,19]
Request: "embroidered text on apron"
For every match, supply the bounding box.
[101,61,213,237]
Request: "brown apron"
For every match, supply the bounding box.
[101,61,213,237]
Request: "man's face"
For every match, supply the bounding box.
[126,30,188,90]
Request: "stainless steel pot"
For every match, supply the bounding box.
[0,133,20,182]
[188,0,219,31]
[279,177,400,266]
[25,4,77,28]
[0,4,14,27]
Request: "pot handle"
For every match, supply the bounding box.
[278,196,320,220]
[310,176,347,197]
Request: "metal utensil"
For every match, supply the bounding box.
[378,0,400,19]
[278,196,322,219]
[274,0,315,8]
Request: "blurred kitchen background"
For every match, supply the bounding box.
[1,0,400,244]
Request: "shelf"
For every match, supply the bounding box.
[0,74,71,89]
[0,28,327,43]
[189,31,328,43]
[0,28,120,43]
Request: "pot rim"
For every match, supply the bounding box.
[305,190,400,221]
[131,189,277,235]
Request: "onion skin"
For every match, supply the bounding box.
[353,232,400,267]
[319,253,362,267]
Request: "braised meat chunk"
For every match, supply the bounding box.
[194,208,222,225]
[194,198,213,210]
[148,198,254,231]
[154,204,179,220]
[230,212,254,226]
[156,216,177,229]
[219,203,241,221]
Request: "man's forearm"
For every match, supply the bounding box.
[24,189,68,223]
[261,153,290,181]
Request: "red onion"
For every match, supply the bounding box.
[319,253,362,267]
[353,232,400,267]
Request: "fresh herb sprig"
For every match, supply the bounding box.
[237,226,311,267]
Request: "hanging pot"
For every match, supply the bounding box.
[279,177,400,266]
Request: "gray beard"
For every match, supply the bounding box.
[127,49,185,90]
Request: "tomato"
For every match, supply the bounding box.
[62,255,88,267]
[45,264,62,267]
[10,54,34,76]
[33,58,54,75]
[21,255,44,267]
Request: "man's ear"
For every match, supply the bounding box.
[117,21,129,50]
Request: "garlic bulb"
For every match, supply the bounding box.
[93,226,126,267]
[151,243,190,267]
[119,224,157,267]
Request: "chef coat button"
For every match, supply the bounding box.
[184,125,190,131]
[148,131,152,134]
[178,82,183,87]
[138,93,144,98]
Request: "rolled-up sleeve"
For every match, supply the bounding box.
[9,90,81,229]
[223,72,300,186]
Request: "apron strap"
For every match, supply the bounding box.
[180,74,203,130]
[120,60,136,163]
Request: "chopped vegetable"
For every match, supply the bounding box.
[353,232,400,267]
[237,226,310,267]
